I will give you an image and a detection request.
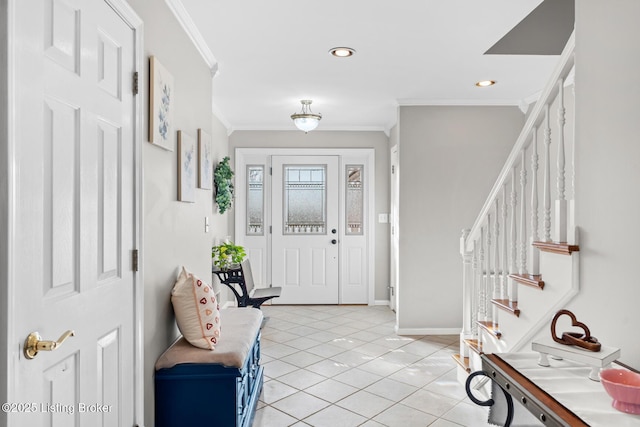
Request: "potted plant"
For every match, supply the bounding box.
[211,241,246,271]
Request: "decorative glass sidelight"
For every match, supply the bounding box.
[346,165,364,235]
[246,165,264,235]
[283,165,326,234]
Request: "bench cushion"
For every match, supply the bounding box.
[155,308,263,370]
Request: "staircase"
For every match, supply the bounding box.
[454,32,579,379]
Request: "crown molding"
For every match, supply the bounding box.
[229,125,388,135]
[397,98,522,107]
[211,100,233,136]
[165,0,218,77]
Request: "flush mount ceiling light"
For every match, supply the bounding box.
[329,47,356,57]
[291,100,322,133]
[475,80,497,87]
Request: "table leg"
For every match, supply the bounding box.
[465,370,514,427]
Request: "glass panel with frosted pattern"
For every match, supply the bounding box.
[346,165,363,235]
[247,165,264,235]
[283,165,326,234]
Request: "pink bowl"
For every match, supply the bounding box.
[600,369,640,415]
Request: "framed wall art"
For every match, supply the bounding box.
[177,131,196,202]
[149,56,175,151]
[198,129,213,189]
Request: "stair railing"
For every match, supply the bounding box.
[459,31,575,357]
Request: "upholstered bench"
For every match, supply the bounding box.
[154,308,264,427]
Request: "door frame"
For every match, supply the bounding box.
[390,145,399,313]
[235,148,376,305]
[0,1,145,425]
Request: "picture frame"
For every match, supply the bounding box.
[149,56,175,151]
[177,131,196,202]
[198,129,213,190]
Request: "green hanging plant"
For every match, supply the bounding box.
[214,156,234,214]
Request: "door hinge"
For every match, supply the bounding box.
[133,72,139,95]
[132,249,139,272]
[391,165,395,174]
[269,225,272,234]
[270,167,273,175]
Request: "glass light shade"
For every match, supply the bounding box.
[292,116,320,133]
[291,100,322,133]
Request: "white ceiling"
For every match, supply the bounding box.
[175,0,564,134]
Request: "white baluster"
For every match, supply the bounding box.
[519,150,527,274]
[478,227,486,323]
[510,167,518,302]
[485,215,492,324]
[569,82,576,245]
[530,126,540,275]
[501,184,508,301]
[555,78,568,242]
[493,198,500,327]
[543,103,552,242]
[471,240,478,336]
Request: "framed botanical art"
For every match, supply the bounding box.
[149,56,174,151]
[177,131,196,202]
[197,129,213,189]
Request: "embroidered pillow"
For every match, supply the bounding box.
[171,267,221,350]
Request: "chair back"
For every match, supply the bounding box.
[240,259,255,293]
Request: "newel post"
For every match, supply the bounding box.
[460,229,472,357]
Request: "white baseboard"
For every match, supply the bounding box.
[373,300,390,306]
[395,326,460,336]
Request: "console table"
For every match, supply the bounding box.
[466,352,640,426]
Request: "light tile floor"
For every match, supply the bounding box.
[254,305,492,427]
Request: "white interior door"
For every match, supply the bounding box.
[271,156,340,304]
[9,0,137,425]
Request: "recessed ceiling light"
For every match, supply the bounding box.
[475,80,496,87]
[329,47,356,58]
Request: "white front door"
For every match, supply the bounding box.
[9,0,137,425]
[271,156,340,304]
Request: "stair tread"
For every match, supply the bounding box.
[491,299,520,317]
[477,320,502,339]
[452,354,471,373]
[509,273,545,289]
[533,241,579,255]
[464,339,483,354]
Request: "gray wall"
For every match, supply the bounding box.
[571,0,640,366]
[126,0,229,424]
[397,106,524,330]
[229,130,391,302]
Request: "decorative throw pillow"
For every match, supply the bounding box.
[171,266,221,350]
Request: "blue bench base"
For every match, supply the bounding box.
[155,332,262,427]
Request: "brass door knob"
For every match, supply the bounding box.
[24,330,75,360]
